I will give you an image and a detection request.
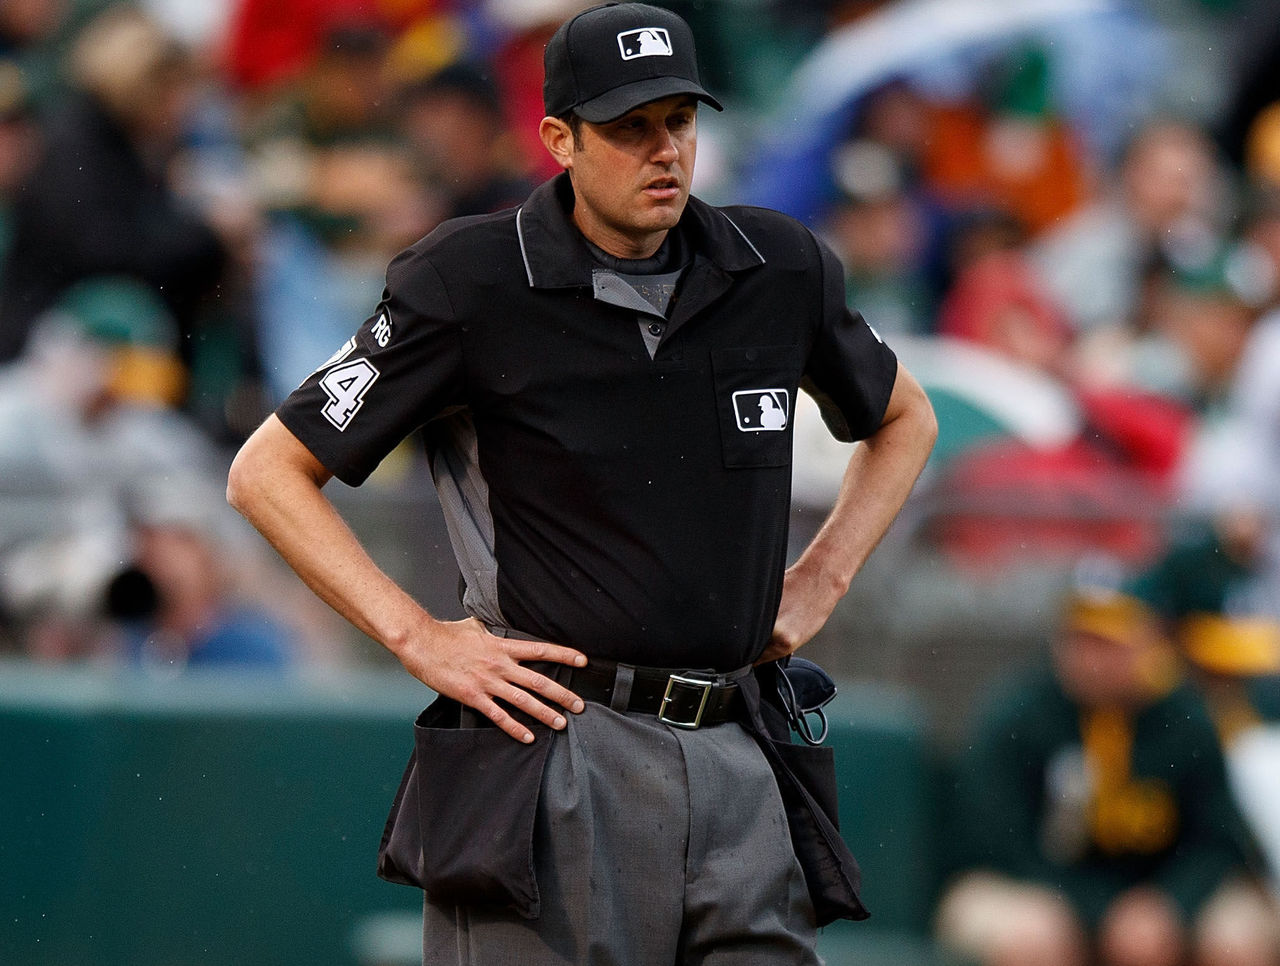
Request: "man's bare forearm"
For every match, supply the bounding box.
[765,364,936,660]
[226,415,430,651]
[796,369,936,593]
[226,415,586,742]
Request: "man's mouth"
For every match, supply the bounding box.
[644,177,681,198]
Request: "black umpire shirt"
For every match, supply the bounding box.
[275,173,898,670]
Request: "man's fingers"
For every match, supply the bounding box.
[513,666,585,715]
[501,681,571,730]
[466,673,577,744]
[504,638,588,668]
[433,625,590,741]
[481,700,537,744]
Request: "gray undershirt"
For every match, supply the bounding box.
[586,235,689,359]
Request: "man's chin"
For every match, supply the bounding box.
[639,200,687,232]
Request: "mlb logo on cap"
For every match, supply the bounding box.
[618,27,672,60]
[542,2,722,123]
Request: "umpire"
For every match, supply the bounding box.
[227,3,937,963]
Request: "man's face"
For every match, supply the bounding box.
[1054,630,1157,708]
[556,96,698,259]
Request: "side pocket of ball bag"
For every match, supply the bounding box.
[376,694,554,919]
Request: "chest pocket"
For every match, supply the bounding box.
[712,345,801,468]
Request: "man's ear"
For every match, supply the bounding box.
[539,116,575,171]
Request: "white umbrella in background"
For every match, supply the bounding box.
[742,0,1159,222]
[894,334,1080,450]
[791,336,1081,509]
[780,0,1114,129]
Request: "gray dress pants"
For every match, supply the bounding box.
[422,701,822,965]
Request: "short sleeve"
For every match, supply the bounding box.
[274,245,466,485]
[801,233,898,443]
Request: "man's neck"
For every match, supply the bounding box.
[585,234,677,274]
[571,212,669,260]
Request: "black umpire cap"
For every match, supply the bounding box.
[543,2,723,123]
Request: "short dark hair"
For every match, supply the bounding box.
[557,111,584,150]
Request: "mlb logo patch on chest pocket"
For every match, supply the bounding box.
[732,389,790,432]
[711,346,798,469]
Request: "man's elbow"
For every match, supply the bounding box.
[915,391,939,453]
[893,364,938,451]
[226,428,276,518]
[227,416,330,519]
[225,443,260,518]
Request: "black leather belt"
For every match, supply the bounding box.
[567,659,749,729]
[494,628,750,730]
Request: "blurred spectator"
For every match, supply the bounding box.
[1178,613,1280,740]
[0,276,215,659]
[1215,281,1280,494]
[485,0,592,182]
[0,58,39,263]
[920,43,1092,239]
[241,16,398,150]
[1135,513,1279,625]
[1213,2,1280,171]
[935,578,1275,966]
[1176,614,1280,902]
[818,76,1043,331]
[1149,244,1272,411]
[0,274,338,666]
[395,60,534,220]
[1130,516,1280,899]
[1031,119,1228,337]
[243,18,437,402]
[0,6,230,368]
[0,0,69,109]
[223,0,385,96]
[104,479,296,672]
[936,249,1072,377]
[1062,237,1272,417]
[1231,189,1280,325]
[941,205,1028,282]
[818,137,934,336]
[1171,296,1280,623]
[851,75,935,168]
[1066,248,1196,403]
[812,78,963,323]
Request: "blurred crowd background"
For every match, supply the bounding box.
[0,0,1271,684]
[0,0,1276,703]
[6,0,1277,709]
[2,0,1280,960]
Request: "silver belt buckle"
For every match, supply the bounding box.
[659,674,713,729]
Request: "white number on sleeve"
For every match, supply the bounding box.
[320,358,380,430]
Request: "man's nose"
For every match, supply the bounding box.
[651,127,679,162]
